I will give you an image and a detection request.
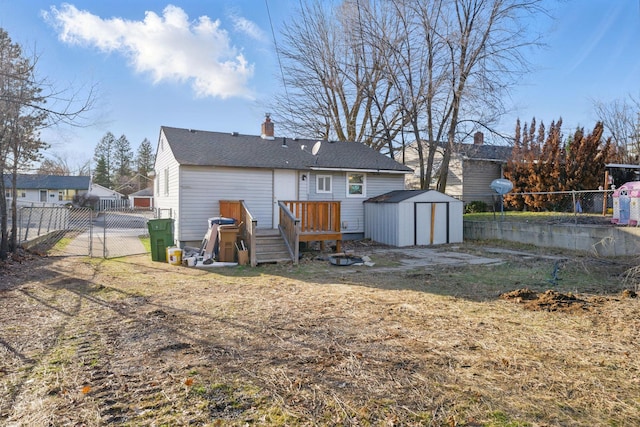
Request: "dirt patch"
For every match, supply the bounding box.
[501,288,638,313]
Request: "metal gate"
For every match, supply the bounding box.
[17,206,153,259]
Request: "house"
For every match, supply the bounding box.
[3,174,90,206]
[86,182,128,210]
[153,115,413,264]
[364,190,463,246]
[129,187,154,209]
[404,132,512,206]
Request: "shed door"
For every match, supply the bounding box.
[415,202,449,245]
[273,170,297,228]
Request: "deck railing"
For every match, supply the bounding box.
[220,200,258,266]
[278,202,300,264]
[281,200,342,254]
[282,201,341,234]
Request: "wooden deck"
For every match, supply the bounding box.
[220,200,342,265]
[282,201,342,252]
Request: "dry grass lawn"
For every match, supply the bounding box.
[1,241,639,426]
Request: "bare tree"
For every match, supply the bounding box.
[429,0,546,192]
[274,0,401,145]
[274,0,548,192]
[593,95,640,163]
[0,28,95,259]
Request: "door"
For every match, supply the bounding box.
[415,202,449,245]
[273,170,297,228]
[40,190,47,202]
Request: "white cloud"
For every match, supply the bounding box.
[43,4,255,99]
[230,15,267,42]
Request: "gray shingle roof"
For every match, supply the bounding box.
[457,143,512,162]
[129,187,153,197]
[161,126,413,173]
[3,174,90,190]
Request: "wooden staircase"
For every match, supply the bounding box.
[254,229,293,264]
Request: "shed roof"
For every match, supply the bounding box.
[3,174,90,190]
[160,126,413,173]
[365,189,461,204]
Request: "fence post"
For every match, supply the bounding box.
[47,207,53,232]
[89,209,94,257]
[24,203,34,241]
[18,207,22,246]
[103,211,107,258]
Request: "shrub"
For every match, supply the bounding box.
[465,200,488,213]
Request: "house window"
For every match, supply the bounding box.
[316,175,332,193]
[20,192,26,198]
[163,168,169,196]
[58,191,63,201]
[346,173,366,197]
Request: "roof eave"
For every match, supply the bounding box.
[310,166,412,174]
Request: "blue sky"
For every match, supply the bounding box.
[0,0,638,170]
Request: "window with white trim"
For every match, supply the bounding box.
[316,175,332,194]
[346,173,366,197]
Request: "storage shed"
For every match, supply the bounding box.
[364,190,463,247]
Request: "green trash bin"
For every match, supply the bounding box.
[147,218,174,262]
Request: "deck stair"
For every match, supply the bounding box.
[255,229,292,264]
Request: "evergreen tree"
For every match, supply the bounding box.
[93,132,115,186]
[113,134,133,180]
[565,122,615,191]
[93,155,111,188]
[504,118,615,212]
[135,138,154,189]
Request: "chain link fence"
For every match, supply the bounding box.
[460,189,616,224]
[16,206,157,258]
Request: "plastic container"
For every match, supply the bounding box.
[208,217,236,228]
[147,218,174,262]
[167,247,182,266]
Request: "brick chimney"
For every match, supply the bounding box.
[473,131,484,145]
[261,113,275,140]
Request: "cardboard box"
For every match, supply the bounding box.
[237,249,249,266]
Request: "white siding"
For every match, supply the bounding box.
[179,166,273,241]
[153,131,181,242]
[309,172,405,234]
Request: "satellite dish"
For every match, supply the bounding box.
[490,178,513,195]
[311,141,321,156]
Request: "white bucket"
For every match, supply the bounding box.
[185,257,196,267]
[167,247,182,266]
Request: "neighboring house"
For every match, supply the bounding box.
[87,183,128,210]
[3,174,90,206]
[153,116,413,249]
[404,132,512,206]
[129,187,154,209]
